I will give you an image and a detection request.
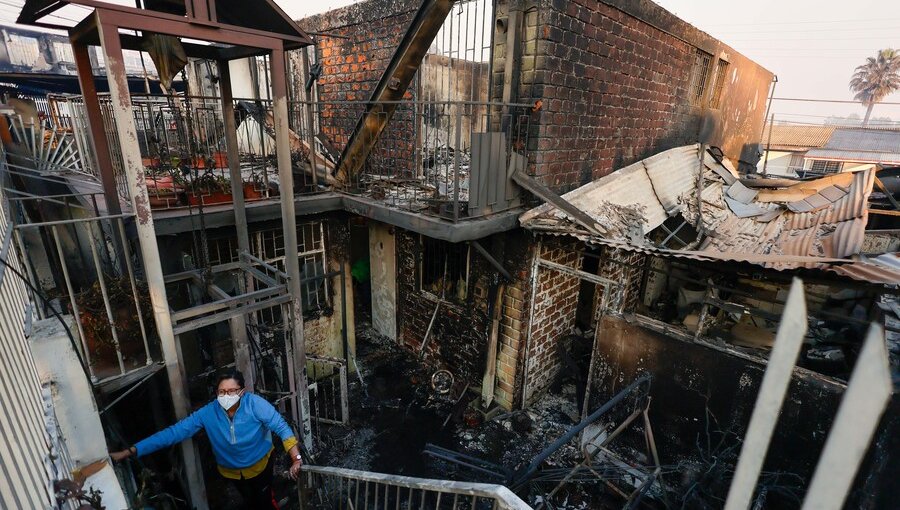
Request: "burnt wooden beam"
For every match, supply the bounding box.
[334,0,456,184]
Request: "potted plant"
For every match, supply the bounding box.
[75,278,157,378]
[146,170,184,209]
[187,172,233,206]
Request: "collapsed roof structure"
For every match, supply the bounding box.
[520,144,900,284]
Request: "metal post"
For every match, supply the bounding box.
[301,49,319,190]
[271,47,314,452]
[70,37,122,216]
[95,17,208,508]
[219,60,254,389]
[762,113,774,175]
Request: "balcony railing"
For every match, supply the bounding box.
[12,208,160,387]
[35,94,535,221]
[299,465,533,510]
[293,100,533,221]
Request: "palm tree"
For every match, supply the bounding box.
[849,49,900,127]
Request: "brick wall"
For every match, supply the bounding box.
[395,229,491,383]
[522,237,583,403]
[298,0,420,179]
[515,0,772,193]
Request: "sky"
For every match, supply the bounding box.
[1,0,897,123]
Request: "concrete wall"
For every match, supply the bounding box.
[369,221,398,340]
[31,317,129,509]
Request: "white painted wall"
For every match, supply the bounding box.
[759,150,798,176]
[369,222,397,341]
[30,317,129,509]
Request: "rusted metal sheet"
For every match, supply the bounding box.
[334,0,455,184]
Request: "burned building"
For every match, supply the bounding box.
[0,0,895,509]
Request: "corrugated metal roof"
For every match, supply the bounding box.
[521,145,887,280]
[762,124,835,151]
[802,127,900,164]
[530,228,900,285]
[804,148,900,165]
[826,127,900,152]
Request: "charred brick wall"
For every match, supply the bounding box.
[591,316,900,508]
[395,228,490,384]
[298,0,420,179]
[522,237,583,403]
[514,0,773,193]
[389,228,535,408]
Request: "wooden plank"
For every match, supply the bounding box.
[800,325,891,510]
[724,279,807,510]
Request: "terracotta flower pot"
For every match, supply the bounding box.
[188,190,233,206]
[243,182,263,201]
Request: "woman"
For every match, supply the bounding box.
[110,369,302,509]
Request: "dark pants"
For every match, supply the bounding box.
[229,456,279,510]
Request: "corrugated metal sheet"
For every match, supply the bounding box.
[0,185,69,509]
[644,145,700,213]
[803,148,900,165]
[521,144,886,279]
[762,124,835,150]
[520,144,701,235]
[825,128,900,152]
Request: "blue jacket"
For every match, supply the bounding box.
[135,393,296,469]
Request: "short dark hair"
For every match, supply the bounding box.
[216,369,245,389]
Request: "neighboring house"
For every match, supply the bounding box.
[760,123,900,177]
[758,124,834,176]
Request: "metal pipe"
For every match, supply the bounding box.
[271,48,313,452]
[94,15,207,507]
[50,225,93,379]
[509,373,652,488]
[116,217,150,364]
[87,221,126,374]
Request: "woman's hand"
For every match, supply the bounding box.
[289,459,302,480]
[109,450,131,463]
[110,446,136,463]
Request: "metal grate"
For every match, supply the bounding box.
[709,59,729,109]
[689,49,713,105]
[420,236,470,302]
[810,160,842,174]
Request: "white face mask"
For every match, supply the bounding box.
[217,391,242,410]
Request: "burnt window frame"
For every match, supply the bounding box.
[689,49,714,106]
[709,59,729,109]
[419,235,471,304]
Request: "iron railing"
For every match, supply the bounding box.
[12,210,159,385]
[294,100,532,220]
[299,465,533,510]
[307,356,349,426]
[33,93,534,220]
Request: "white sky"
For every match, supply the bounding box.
[1,0,897,122]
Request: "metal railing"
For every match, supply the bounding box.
[299,465,533,510]
[36,92,533,220]
[12,208,158,385]
[307,356,349,426]
[295,100,532,220]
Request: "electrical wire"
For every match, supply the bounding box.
[0,253,91,382]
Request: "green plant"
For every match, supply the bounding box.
[190,172,231,194]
